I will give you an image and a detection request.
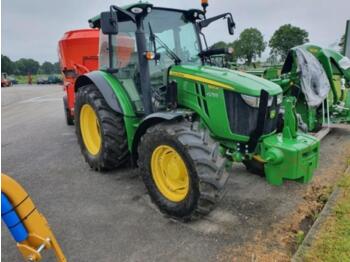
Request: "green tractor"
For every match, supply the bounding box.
[73,2,319,220]
[263,44,350,133]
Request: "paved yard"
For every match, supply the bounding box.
[2,85,350,261]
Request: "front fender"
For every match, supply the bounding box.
[131,110,194,163]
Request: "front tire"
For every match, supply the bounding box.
[138,119,229,221]
[75,84,129,171]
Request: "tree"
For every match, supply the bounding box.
[15,58,40,75]
[269,24,309,60]
[234,28,266,65]
[266,53,279,65]
[41,61,55,74]
[1,55,15,74]
[53,62,61,74]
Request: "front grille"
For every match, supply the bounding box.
[224,91,280,136]
[195,83,209,116]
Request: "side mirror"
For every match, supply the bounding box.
[227,17,235,35]
[100,11,118,35]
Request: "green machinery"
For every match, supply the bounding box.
[261,44,350,132]
[72,2,319,220]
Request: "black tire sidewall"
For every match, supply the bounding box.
[75,84,129,171]
[140,131,200,219]
[75,87,105,169]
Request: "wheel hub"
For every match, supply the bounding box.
[151,145,189,202]
[80,104,101,155]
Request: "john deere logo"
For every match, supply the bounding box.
[308,47,319,54]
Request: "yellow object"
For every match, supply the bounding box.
[80,104,102,155]
[252,154,266,163]
[151,145,190,202]
[169,71,234,90]
[1,174,66,262]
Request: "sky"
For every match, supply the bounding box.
[1,0,349,63]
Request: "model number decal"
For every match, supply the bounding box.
[206,92,219,98]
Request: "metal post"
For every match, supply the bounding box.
[345,20,350,58]
[135,17,153,115]
[327,97,330,127]
[108,34,114,69]
[322,100,325,126]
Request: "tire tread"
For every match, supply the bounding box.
[138,119,230,221]
[75,84,129,171]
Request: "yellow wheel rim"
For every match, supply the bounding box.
[80,104,101,155]
[151,145,190,202]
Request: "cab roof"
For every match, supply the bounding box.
[88,2,203,29]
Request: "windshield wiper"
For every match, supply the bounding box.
[148,22,182,65]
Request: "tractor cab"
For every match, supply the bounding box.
[89,2,236,115]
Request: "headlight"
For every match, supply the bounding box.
[241,94,274,108]
[241,94,260,108]
[277,93,283,105]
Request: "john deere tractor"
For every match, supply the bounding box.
[73,2,319,220]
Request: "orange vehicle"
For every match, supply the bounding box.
[58,29,99,125]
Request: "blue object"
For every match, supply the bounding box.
[1,193,28,242]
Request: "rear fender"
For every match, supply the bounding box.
[74,71,136,117]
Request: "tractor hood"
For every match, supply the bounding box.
[169,65,282,96]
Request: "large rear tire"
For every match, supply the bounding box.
[75,84,129,171]
[138,119,230,221]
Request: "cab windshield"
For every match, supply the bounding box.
[144,9,202,66]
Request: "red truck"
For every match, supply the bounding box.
[58,29,99,125]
